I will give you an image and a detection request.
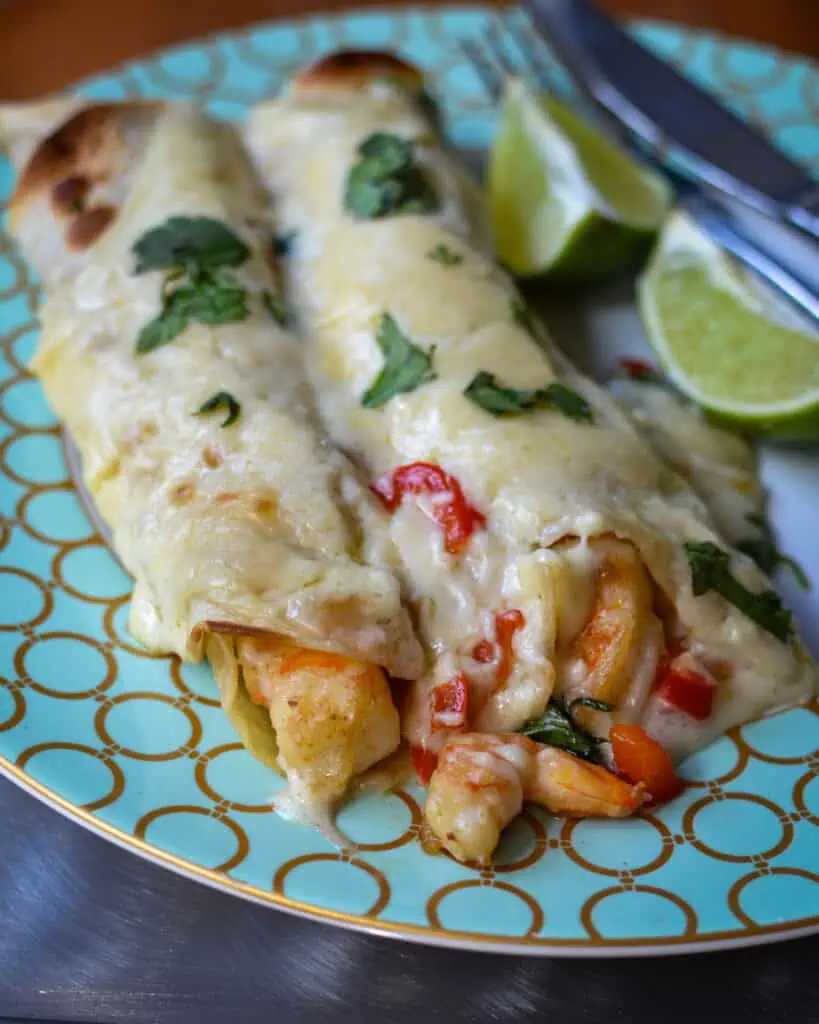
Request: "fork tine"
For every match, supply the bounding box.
[483,14,520,79]
[499,9,555,91]
[496,7,635,150]
[460,11,555,104]
[507,6,637,147]
[458,36,504,101]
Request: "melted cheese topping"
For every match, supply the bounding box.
[14,104,422,688]
[245,82,817,758]
[610,379,764,545]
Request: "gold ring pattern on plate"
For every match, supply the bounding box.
[0,10,817,953]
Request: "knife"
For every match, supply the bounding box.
[524,0,819,241]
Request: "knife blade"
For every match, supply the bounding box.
[524,0,819,240]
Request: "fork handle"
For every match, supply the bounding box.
[787,186,819,242]
[690,201,819,327]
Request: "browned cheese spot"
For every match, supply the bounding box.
[171,482,196,506]
[120,420,159,458]
[51,174,90,216]
[202,445,223,469]
[254,497,277,520]
[295,50,423,94]
[15,104,126,210]
[66,204,117,249]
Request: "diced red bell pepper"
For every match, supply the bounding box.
[472,639,495,664]
[619,357,661,381]
[371,461,486,555]
[411,745,438,785]
[610,724,684,805]
[429,673,470,731]
[494,609,526,687]
[655,661,716,721]
[471,609,526,690]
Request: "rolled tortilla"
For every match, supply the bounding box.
[244,52,817,763]
[1,99,423,830]
[608,375,766,546]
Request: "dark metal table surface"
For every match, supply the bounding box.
[2,778,818,1024]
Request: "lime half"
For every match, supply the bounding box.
[639,211,819,441]
[488,78,671,283]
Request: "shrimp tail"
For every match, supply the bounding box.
[530,745,646,818]
[423,732,645,865]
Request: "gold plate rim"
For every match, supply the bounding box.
[3,752,818,956]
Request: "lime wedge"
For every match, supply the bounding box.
[639,210,819,441]
[488,78,671,283]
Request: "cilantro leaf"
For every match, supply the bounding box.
[361,313,436,409]
[135,269,248,354]
[464,371,541,415]
[344,132,439,221]
[521,700,602,763]
[684,540,794,642]
[133,216,250,274]
[357,132,413,175]
[344,162,403,219]
[262,290,289,327]
[132,217,252,352]
[195,390,241,428]
[737,513,811,591]
[135,303,190,354]
[182,271,248,325]
[464,371,594,423]
[547,382,595,423]
[397,183,439,214]
[427,243,463,266]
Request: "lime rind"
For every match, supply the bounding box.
[639,211,819,439]
[536,89,670,230]
[488,78,671,282]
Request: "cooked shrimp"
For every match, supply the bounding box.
[560,537,662,732]
[424,732,645,866]
[238,636,400,837]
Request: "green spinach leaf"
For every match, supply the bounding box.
[685,540,794,642]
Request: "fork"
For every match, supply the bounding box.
[459,12,819,326]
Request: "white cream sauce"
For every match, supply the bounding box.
[245,78,817,760]
[609,378,764,545]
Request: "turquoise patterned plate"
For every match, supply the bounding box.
[1,6,818,956]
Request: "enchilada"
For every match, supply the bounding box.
[0,99,423,836]
[245,52,817,863]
